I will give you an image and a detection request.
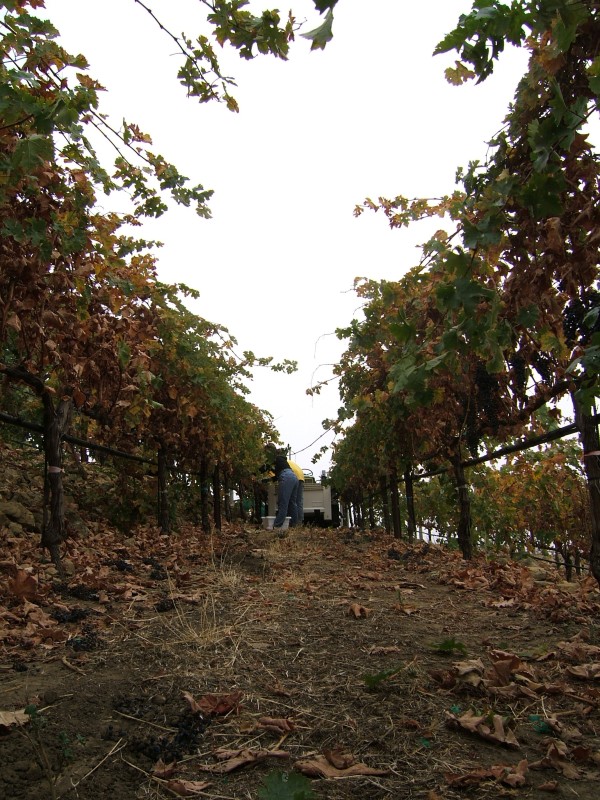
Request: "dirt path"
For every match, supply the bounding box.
[1,525,600,799]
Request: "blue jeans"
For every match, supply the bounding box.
[295,480,304,525]
[274,468,299,528]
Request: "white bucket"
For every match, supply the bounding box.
[261,516,291,530]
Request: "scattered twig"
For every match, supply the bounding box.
[120,755,180,797]
[61,657,86,676]
[61,738,126,796]
[122,754,236,799]
[113,710,177,733]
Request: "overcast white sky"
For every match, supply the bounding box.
[43,0,530,475]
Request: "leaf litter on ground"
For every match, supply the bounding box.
[2,514,600,799]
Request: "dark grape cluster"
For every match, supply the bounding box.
[563,290,600,346]
[51,606,89,624]
[67,585,100,602]
[142,557,168,580]
[104,558,135,573]
[154,598,175,613]
[475,361,503,432]
[127,710,209,763]
[508,351,528,394]
[465,397,480,458]
[532,351,553,383]
[66,624,102,651]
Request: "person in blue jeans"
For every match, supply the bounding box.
[287,459,305,525]
[273,453,299,529]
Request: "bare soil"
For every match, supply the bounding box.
[1,523,600,800]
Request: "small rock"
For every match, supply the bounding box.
[61,559,76,576]
[0,500,36,530]
[557,581,579,593]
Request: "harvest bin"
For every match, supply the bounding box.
[261,516,290,530]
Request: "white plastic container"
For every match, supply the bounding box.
[261,516,291,530]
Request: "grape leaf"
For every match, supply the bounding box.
[258,770,315,800]
[301,10,333,51]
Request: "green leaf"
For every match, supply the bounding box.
[515,304,540,327]
[437,276,494,315]
[313,0,338,11]
[539,330,563,354]
[362,666,403,690]
[258,770,316,800]
[2,218,25,242]
[584,307,600,329]
[589,74,600,98]
[389,321,416,344]
[519,172,565,219]
[486,347,505,374]
[301,9,334,50]
[441,328,464,352]
[10,134,54,172]
[389,355,420,393]
[553,18,578,52]
[436,282,459,310]
[425,354,446,372]
[553,0,589,52]
[432,637,467,656]
[117,341,131,369]
[462,214,502,249]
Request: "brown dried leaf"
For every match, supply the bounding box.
[269,680,291,697]
[197,747,289,774]
[348,602,371,619]
[6,570,40,601]
[557,640,600,663]
[359,571,384,581]
[257,716,295,734]
[429,669,457,690]
[446,711,520,749]
[151,759,177,778]
[489,597,516,608]
[538,780,559,792]
[368,645,402,655]
[183,690,243,716]
[6,313,21,331]
[170,591,205,604]
[571,744,591,762]
[488,650,534,685]
[454,659,485,688]
[295,751,388,778]
[323,747,356,769]
[445,768,493,788]
[393,603,419,615]
[446,760,528,789]
[399,717,421,730]
[163,779,212,795]
[566,663,600,680]
[531,739,581,779]
[490,759,528,787]
[455,658,485,676]
[0,708,29,731]
[22,602,57,628]
[489,683,537,700]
